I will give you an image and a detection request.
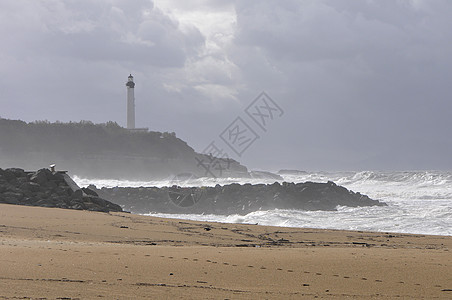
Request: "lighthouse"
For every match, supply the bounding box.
[126,74,136,129]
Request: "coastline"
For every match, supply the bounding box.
[0,203,451,299]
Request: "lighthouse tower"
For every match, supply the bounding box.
[126,74,136,129]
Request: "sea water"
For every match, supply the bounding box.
[74,171,452,236]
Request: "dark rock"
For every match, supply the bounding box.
[16,176,29,185]
[30,169,52,185]
[4,168,26,181]
[3,191,23,199]
[92,181,386,215]
[52,172,65,181]
[1,197,19,204]
[44,181,58,190]
[1,191,23,204]
[19,182,41,193]
[0,168,123,213]
[82,187,98,197]
[71,189,83,200]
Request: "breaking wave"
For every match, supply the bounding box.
[74,170,452,236]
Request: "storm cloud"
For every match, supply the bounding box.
[1,0,451,171]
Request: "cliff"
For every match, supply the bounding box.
[0,118,248,179]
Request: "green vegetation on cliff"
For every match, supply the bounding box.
[0,118,247,179]
[0,118,192,159]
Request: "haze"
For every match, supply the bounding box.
[1,0,451,171]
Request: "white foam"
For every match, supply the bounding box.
[74,171,452,236]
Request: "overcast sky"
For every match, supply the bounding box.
[1,0,452,171]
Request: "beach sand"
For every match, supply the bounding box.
[0,203,451,299]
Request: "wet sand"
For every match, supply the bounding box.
[0,203,451,299]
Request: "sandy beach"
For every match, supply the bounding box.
[0,203,451,299]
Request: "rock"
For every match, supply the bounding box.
[56,186,72,197]
[1,191,23,204]
[44,181,58,190]
[71,189,83,200]
[0,168,123,213]
[19,182,41,192]
[4,168,26,181]
[92,181,386,215]
[30,169,52,185]
[16,176,29,185]
[82,187,98,197]
[1,197,18,204]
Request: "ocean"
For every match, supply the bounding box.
[74,171,452,236]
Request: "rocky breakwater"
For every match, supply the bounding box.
[91,181,386,215]
[0,168,122,212]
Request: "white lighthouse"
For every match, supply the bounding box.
[126,74,136,129]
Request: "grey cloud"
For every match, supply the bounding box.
[1,0,452,171]
[0,0,204,68]
[229,0,452,170]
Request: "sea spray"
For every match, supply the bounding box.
[74,171,452,236]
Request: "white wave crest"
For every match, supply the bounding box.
[73,170,452,236]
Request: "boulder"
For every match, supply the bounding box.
[82,187,98,197]
[2,191,23,204]
[71,189,83,200]
[4,168,26,181]
[19,182,41,193]
[30,169,53,185]
[0,168,123,213]
[92,181,386,215]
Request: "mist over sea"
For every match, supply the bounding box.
[75,171,452,236]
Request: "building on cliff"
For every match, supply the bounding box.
[126,74,148,133]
